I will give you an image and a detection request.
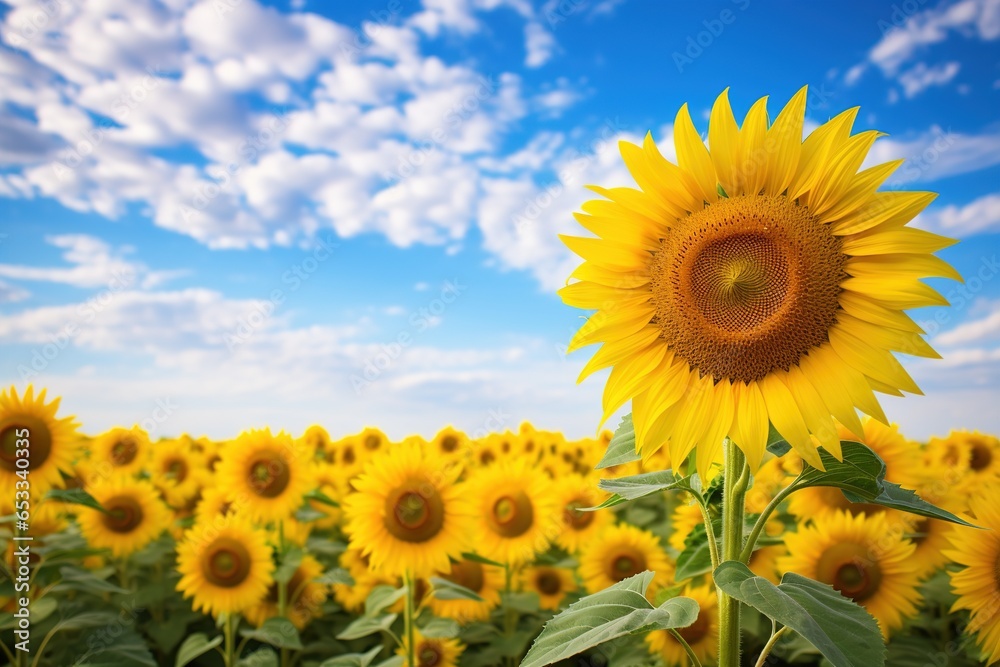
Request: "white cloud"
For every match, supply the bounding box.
[863,125,1000,183]
[524,21,557,67]
[897,60,960,97]
[0,279,29,303]
[935,302,1000,346]
[918,192,1000,235]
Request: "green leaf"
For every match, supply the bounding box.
[239,617,303,650]
[305,488,340,507]
[365,585,407,616]
[460,552,504,567]
[0,598,58,630]
[175,633,223,667]
[315,568,354,585]
[420,617,461,638]
[674,523,715,581]
[274,546,304,584]
[77,628,157,667]
[46,488,108,513]
[237,647,279,667]
[294,505,327,522]
[714,561,885,667]
[842,481,975,527]
[319,646,384,667]
[717,183,729,198]
[766,423,791,456]
[520,571,699,667]
[429,576,484,601]
[53,566,129,595]
[374,658,405,667]
[595,414,640,470]
[590,470,689,510]
[336,613,398,641]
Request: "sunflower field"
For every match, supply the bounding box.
[2,382,1000,667]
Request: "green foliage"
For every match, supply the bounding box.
[240,617,304,650]
[175,633,223,667]
[596,414,640,469]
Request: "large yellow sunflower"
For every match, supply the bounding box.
[78,476,170,557]
[552,475,613,553]
[216,429,313,524]
[780,510,921,638]
[0,385,79,496]
[579,523,673,594]
[397,630,464,667]
[646,583,718,667]
[521,565,578,611]
[343,441,474,578]
[944,488,1000,665]
[428,557,504,623]
[559,87,956,476]
[244,554,327,630]
[91,426,150,477]
[176,516,274,617]
[469,459,559,565]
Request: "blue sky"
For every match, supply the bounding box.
[1,0,999,441]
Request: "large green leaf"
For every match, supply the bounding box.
[364,585,407,616]
[273,546,304,584]
[319,646,384,667]
[175,633,223,667]
[674,523,715,581]
[595,414,640,469]
[520,571,698,667]
[336,614,398,641]
[239,617,303,650]
[842,481,975,527]
[714,561,885,667]
[587,470,689,510]
[46,488,107,513]
[429,576,483,601]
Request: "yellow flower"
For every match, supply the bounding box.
[331,546,393,613]
[431,425,468,459]
[92,426,150,476]
[944,488,1000,665]
[176,516,274,617]
[931,430,1000,487]
[646,583,718,667]
[551,475,613,553]
[217,429,313,524]
[668,501,705,552]
[469,458,559,565]
[300,424,332,461]
[358,426,388,456]
[307,461,345,529]
[427,558,504,623]
[579,524,673,594]
[745,457,790,515]
[149,440,204,508]
[521,565,577,611]
[78,476,170,557]
[780,510,921,638]
[397,630,464,667]
[0,385,79,496]
[343,441,474,578]
[560,87,955,477]
[193,485,244,526]
[244,554,326,630]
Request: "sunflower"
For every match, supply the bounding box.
[748,544,786,585]
[244,554,326,630]
[552,475,613,553]
[431,426,468,459]
[333,546,394,613]
[559,87,956,476]
[469,459,559,565]
[427,557,504,623]
[745,456,790,515]
[470,436,501,468]
[579,524,673,594]
[0,385,79,496]
[216,429,313,524]
[358,427,388,456]
[307,461,345,529]
[668,501,706,552]
[194,485,244,526]
[330,435,364,477]
[932,431,1000,487]
[398,630,464,667]
[646,584,718,667]
[343,441,473,578]
[521,565,577,610]
[149,441,204,508]
[176,515,274,616]
[780,510,921,638]
[905,480,963,580]
[300,424,332,461]
[92,426,150,476]
[78,476,171,557]
[945,493,1000,665]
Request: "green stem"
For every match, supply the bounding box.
[668,629,704,667]
[404,571,417,667]
[224,613,238,667]
[277,521,288,667]
[739,481,798,563]
[691,494,720,571]
[717,438,749,667]
[503,564,516,667]
[754,625,790,667]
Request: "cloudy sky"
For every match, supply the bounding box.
[1,0,999,442]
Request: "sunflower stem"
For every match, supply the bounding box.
[278,521,288,667]
[668,629,704,667]
[739,481,798,563]
[717,437,749,667]
[404,570,417,667]
[223,613,238,667]
[754,623,790,667]
[503,564,516,667]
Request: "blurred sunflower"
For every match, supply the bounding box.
[343,441,474,578]
[428,558,504,624]
[906,481,962,580]
[359,426,388,455]
[748,544,786,585]
[579,524,673,594]
[331,435,363,477]
[934,431,1000,485]
[559,87,956,476]
[745,457,790,514]
[431,425,468,459]
[646,583,718,667]
[92,426,150,476]
[194,485,244,526]
[521,565,577,611]
[333,546,393,614]
[0,385,79,496]
[780,510,921,638]
[78,476,170,557]
[469,459,559,565]
[307,461,345,529]
[149,441,203,508]
[552,475,613,553]
[668,501,706,552]
[244,554,326,630]
[301,424,332,461]
[398,630,464,667]
[944,488,1000,665]
[176,516,274,616]
[217,429,313,524]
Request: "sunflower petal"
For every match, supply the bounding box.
[709,88,741,197]
[759,373,823,469]
[674,103,718,204]
[764,85,807,196]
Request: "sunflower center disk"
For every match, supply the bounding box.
[249,451,290,498]
[651,195,846,383]
[0,417,52,472]
[418,644,442,667]
[203,537,252,588]
[384,482,445,543]
[489,492,535,538]
[607,548,646,582]
[111,437,138,466]
[969,441,993,472]
[536,570,563,595]
[167,458,188,483]
[816,542,882,603]
[440,435,459,452]
[444,560,485,592]
[102,495,145,533]
[563,499,594,530]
